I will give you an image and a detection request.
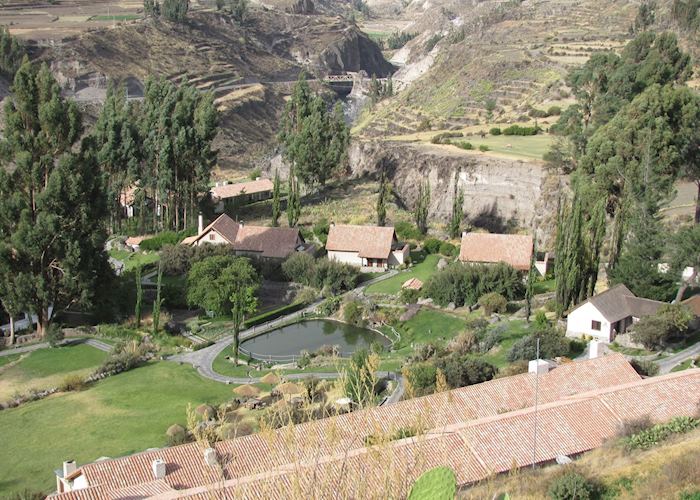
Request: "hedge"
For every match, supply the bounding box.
[243,302,307,329]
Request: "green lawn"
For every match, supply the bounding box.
[456,134,554,160]
[394,309,465,350]
[481,320,531,368]
[90,14,141,21]
[0,362,238,496]
[366,254,441,295]
[109,249,160,272]
[0,344,108,400]
[671,359,695,372]
[533,278,556,295]
[0,353,21,368]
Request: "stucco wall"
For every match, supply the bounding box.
[328,250,363,266]
[195,229,229,246]
[566,302,613,342]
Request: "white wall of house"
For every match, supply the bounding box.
[195,229,229,246]
[328,250,364,267]
[389,245,409,267]
[566,302,614,342]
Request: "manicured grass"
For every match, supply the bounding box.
[365,254,441,295]
[0,344,108,400]
[533,278,556,294]
[671,359,696,372]
[394,309,465,350]
[452,134,553,160]
[0,353,21,368]
[0,362,237,496]
[481,320,531,368]
[109,249,160,272]
[90,14,141,21]
[608,343,656,357]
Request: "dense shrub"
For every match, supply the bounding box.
[438,241,457,256]
[140,229,195,251]
[423,262,524,307]
[455,141,474,150]
[162,279,188,309]
[528,108,549,118]
[489,127,502,135]
[424,33,443,52]
[547,105,562,116]
[423,238,442,254]
[400,287,421,304]
[478,292,507,315]
[507,328,571,362]
[502,124,541,136]
[395,220,423,241]
[343,300,366,327]
[58,374,87,392]
[166,424,188,446]
[313,218,330,244]
[94,341,148,376]
[46,325,65,347]
[616,415,652,438]
[244,302,306,328]
[624,416,699,450]
[404,361,437,396]
[386,31,417,49]
[160,244,194,275]
[431,132,463,144]
[630,358,660,376]
[447,331,478,355]
[478,144,490,152]
[548,469,596,500]
[283,254,358,294]
[632,303,693,349]
[435,355,496,388]
[318,296,342,316]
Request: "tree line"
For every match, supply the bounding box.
[550,31,700,310]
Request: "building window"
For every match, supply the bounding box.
[209,233,215,241]
[591,320,601,331]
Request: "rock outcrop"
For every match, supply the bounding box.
[350,140,558,244]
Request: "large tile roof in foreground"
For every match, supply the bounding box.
[50,356,700,499]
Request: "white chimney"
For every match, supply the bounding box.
[204,448,219,467]
[528,359,551,375]
[589,340,600,359]
[63,460,77,478]
[152,459,166,479]
[198,213,204,235]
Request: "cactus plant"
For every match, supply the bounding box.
[408,466,456,500]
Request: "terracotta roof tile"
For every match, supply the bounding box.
[682,295,700,316]
[459,232,533,271]
[210,179,273,200]
[326,225,398,259]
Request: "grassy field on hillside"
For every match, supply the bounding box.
[108,249,160,272]
[394,309,466,350]
[0,344,108,400]
[365,254,441,294]
[0,362,237,496]
[448,134,554,160]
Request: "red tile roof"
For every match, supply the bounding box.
[188,214,302,258]
[402,278,423,290]
[210,179,274,200]
[682,295,700,317]
[50,355,646,499]
[326,225,398,259]
[459,232,533,271]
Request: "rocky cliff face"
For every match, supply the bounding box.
[316,28,396,77]
[349,141,558,244]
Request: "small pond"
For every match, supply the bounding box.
[241,320,390,360]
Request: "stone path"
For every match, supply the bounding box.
[0,337,112,356]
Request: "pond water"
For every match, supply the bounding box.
[241,320,389,359]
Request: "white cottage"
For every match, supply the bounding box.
[325,224,409,270]
[566,284,664,342]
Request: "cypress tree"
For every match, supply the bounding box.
[152,260,163,334]
[271,169,281,227]
[287,169,301,227]
[135,266,143,328]
[449,185,464,239]
[525,238,537,322]
[376,171,389,226]
[414,180,431,235]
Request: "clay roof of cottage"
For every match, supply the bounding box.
[402,278,423,290]
[325,224,398,259]
[50,365,700,500]
[49,354,652,499]
[210,179,273,200]
[459,232,533,271]
[682,295,700,316]
[187,214,301,258]
[571,284,665,322]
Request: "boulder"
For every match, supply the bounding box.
[445,302,456,311]
[417,297,434,306]
[437,258,448,271]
